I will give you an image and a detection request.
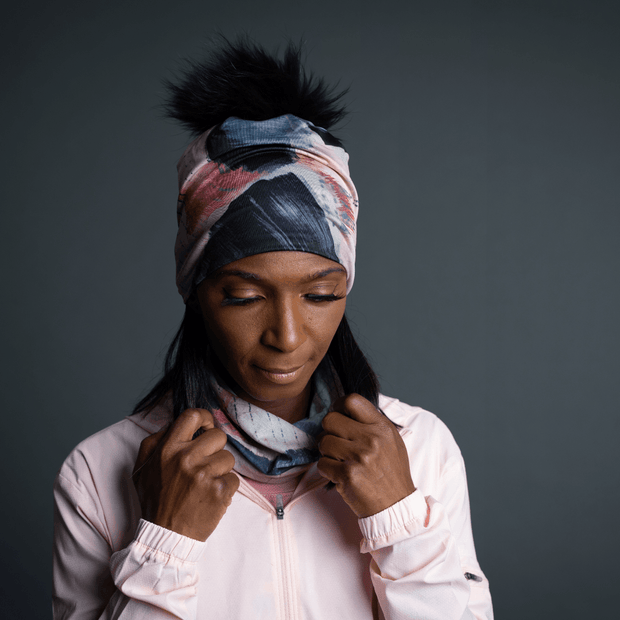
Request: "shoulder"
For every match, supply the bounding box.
[378,394,464,470]
[54,405,172,549]
[56,419,140,498]
[56,404,171,496]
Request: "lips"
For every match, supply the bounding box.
[254,363,305,385]
[260,366,302,374]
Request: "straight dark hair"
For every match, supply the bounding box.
[132,306,380,419]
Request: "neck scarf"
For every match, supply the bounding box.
[210,363,341,482]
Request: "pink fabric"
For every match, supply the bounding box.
[244,473,302,508]
[53,395,493,619]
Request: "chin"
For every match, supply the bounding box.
[246,379,307,404]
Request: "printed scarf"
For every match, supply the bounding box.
[210,364,341,482]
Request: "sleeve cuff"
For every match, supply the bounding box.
[133,519,206,563]
[359,490,429,551]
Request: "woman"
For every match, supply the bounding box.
[53,39,493,619]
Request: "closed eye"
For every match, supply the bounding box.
[221,295,262,306]
[221,293,345,306]
[305,294,345,303]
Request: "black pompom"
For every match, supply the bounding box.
[164,36,348,145]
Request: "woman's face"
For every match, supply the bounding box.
[197,251,347,422]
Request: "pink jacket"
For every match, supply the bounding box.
[53,395,493,619]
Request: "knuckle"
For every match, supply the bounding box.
[343,393,357,405]
[159,443,174,462]
[212,477,228,498]
[201,460,217,479]
[161,433,179,452]
[222,451,235,471]
[179,452,194,472]
[181,408,203,424]
[368,435,381,452]
[357,450,372,467]
[349,462,366,483]
[344,393,363,408]
[209,428,227,443]
[196,408,214,426]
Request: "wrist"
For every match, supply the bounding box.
[134,519,207,561]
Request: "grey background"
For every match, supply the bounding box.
[1,0,618,618]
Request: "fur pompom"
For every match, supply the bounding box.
[164,37,348,144]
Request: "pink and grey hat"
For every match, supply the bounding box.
[174,114,359,303]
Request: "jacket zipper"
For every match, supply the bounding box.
[276,494,285,520]
[236,478,328,619]
[274,493,300,619]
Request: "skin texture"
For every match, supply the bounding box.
[318,394,416,518]
[133,251,415,540]
[133,408,239,541]
[196,251,348,423]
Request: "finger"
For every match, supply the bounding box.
[220,472,240,501]
[317,456,343,484]
[331,393,382,425]
[321,411,364,440]
[196,446,236,475]
[133,426,168,473]
[318,434,353,462]
[167,408,215,444]
[190,427,229,457]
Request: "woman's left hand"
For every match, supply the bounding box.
[317,393,416,518]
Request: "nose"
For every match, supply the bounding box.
[261,296,307,352]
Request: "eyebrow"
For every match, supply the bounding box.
[214,266,346,283]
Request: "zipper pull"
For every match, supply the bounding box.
[276,494,284,520]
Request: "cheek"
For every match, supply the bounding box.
[204,299,345,367]
[204,317,256,367]
[307,303,346,349]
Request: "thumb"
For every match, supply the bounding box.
[133,425,169,475]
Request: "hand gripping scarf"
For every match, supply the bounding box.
[173,114,358,478]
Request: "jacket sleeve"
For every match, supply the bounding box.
[358,455,493,620]
[53,472,205,620]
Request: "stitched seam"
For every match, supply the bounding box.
[132,539,199,564]
[362,514,424,543]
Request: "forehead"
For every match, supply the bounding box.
[210,251,346,284]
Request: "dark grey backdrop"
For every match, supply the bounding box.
[2,1,618,618]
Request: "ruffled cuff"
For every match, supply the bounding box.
[133,519,206,563]
[359,490,429,552]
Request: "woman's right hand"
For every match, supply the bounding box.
[132,408,239,542]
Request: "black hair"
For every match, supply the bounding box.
[164,35,348,145]
[134,37,380,417]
